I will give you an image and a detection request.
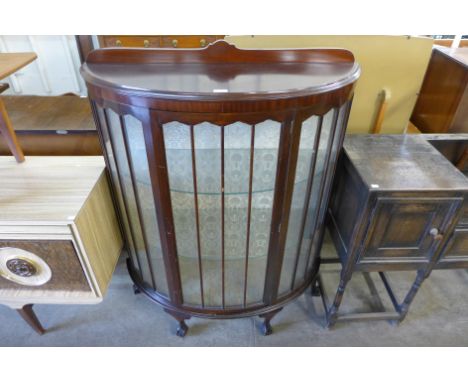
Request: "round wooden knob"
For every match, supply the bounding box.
[430,228,443,240]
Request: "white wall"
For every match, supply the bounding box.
[0,35,86,96]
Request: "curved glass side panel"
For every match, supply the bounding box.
[105,109,154,287]
[307,101,351,274]
[292,108,338,289]
[278,116,319,295]
[123,115,169,296]
[95,106,140,276]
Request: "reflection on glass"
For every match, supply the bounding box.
[293,108,337,288]
[96,106,140,274]
[106,109,154,286]
[278,116,319,295]
[163,120,281,307]
[308,102,349,274]
[124,115,169,296]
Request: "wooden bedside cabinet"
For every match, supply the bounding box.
[320,135,468,327]
[0,156,122,334]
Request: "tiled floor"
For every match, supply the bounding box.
[1,238,468,346]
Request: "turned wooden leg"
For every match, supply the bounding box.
[16,304,45,335]
[164,308,191,337]
[259,307,283,336]
[0,97,25,163]
[327,275,350,328]
[397,270,425,323]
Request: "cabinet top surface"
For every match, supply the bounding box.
[343,135,468,191]
[0,156,105,223]
[435,46,468,67]
[81,41,360,101]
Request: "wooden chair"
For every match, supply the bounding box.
[0,83,24,162]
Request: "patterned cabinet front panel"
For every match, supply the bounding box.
[0,240,91,292]
[358,197,463,264]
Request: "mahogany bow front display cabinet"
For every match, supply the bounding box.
[81,41,360,336]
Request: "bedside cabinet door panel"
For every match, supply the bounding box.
[359,197,462,263]
[0,240,91,292]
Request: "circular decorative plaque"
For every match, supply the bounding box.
[0,247,52,286]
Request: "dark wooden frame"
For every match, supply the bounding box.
[81,40,360,336]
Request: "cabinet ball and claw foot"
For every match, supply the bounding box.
[0,157,123,334]
[81,40,360,336]
[320,135,468,328]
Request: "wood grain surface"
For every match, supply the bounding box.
[0,53,37,80]
[0,156,105,222]
[2,96,95,131]
[73,172,122,296]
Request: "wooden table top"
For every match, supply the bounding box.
[0,52,37,81]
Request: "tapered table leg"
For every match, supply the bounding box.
[16,304,46,335]
[0,97,25,163]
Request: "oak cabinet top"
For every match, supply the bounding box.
[343,134,468,191]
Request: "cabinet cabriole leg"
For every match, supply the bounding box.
[132,284,141,295]
[164,308,191,337]
[311,279,321,297]
[259,307,283,336]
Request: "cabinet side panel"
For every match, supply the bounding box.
[412,50,467,133]
[75,172,123,296]
[327,153,365,259]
